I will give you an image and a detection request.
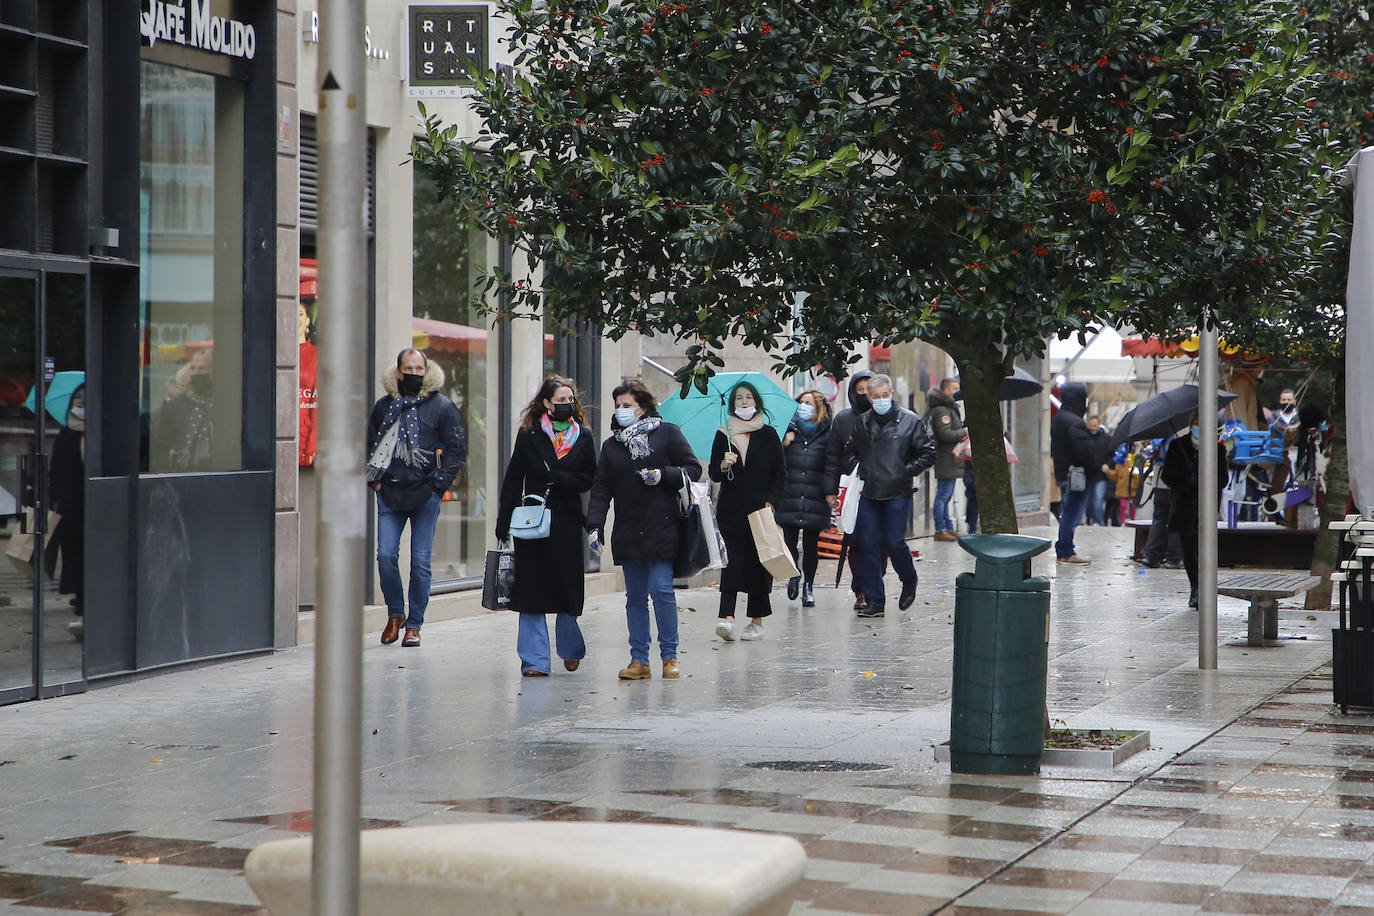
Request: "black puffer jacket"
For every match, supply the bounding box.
[367,362,466,512]
[775,418,831,529]
[585,418,702,566]
[844,407,937,501]
[824,370,873,495]
[1050,382,1095,482]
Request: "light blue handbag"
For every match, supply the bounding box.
[510,494,551,540]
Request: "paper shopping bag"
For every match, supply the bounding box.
[748,507,800,581]
[4,527,34,577]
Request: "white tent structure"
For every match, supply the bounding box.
[1346,148,1374,517]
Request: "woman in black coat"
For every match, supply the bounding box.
[1162,419,1227,609]
[775,390,831,607]
[710,381,787,641]
[586,378,701,681]
[496,376,597,677]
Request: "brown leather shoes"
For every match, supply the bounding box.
[934,530,959,542]
[402,627,421,647]
[662,658,680,679]
[381,617,402,645]
[563,659,580,672]
[618,660,652,680]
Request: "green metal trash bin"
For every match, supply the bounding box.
[949,533,1052,775]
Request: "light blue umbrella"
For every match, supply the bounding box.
[658,371,798,462]
[25,371,85,426]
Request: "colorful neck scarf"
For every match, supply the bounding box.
[540,413,581,458]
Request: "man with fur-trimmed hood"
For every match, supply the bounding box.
[366,348,466,647]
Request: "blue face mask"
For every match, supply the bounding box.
[795,402,815,422]
[871,397,893,415]
[615,407,639,427]
[1189,424,1200,444]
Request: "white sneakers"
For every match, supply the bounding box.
[716,620,764,641]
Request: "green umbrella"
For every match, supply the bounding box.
[658,371,798,463]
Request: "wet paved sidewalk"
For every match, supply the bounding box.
[0,527,1367,914]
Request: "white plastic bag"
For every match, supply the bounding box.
[688,480,728,569]
[837,466,865,535]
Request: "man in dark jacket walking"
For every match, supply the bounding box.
[367,348,466,647]
[1050,381,1094,565]
[843,374,936,617]
[926,379,965,541]
[824,370,873,607]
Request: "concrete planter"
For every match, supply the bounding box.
[935,729,1150,769]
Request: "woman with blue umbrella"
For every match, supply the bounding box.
[710,380,787,641]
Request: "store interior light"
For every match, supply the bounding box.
[1055,374,1067,387]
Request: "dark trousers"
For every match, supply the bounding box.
[962,463,978,533]
[1143,489,1183,564]
[781,525,821,583]
[854,496,917,607]
[1180,532,1199,596]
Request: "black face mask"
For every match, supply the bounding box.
[398,373,424,397]
[190,373,214,398]
[549,403,575,422]
[851,392,871,414]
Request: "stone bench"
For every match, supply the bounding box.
[244,822,807,916]
[1216,572,1320,646]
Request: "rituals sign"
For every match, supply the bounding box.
[407,5,489,98]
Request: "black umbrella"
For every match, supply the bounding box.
[1110,384,1236,448]
[1000,365,1042,401]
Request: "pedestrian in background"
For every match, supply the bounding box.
[1085,415,1114,525]
[1162,418,1227,608]
[586,378,700,680]
[1105,444,1138,527]
[367,348,467,648]
[823,370,874,609]
[1049,381,1094,565]
[925,378,965,542]
[1140,437,1184,568]
[711,381,787,641]
[777,390,831,608]
[843,374,936,618]
[496,375,596,677]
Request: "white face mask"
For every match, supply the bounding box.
[614,407,639,427]
[871,397,893,415]
[795,402,815,422]
[69,406,86,420]
[734,406,757,421]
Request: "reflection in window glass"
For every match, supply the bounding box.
[139,61,244,472]
[413,162,486,582]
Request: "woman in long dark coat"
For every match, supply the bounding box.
[1162,418,1227,610]
[496,376,597,677]
[710,381,786,641]
[586,378,701,680]
[775,390,831,608]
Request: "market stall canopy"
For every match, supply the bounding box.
[412,316,556,357]
[1121,335,1263,365]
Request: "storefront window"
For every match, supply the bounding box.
[138,61,245,472]
[412,162,487,582]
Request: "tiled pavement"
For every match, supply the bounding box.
[1,526,1370,914]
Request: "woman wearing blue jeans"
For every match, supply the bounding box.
[585,378,701,680]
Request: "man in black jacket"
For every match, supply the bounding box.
[843,375,936,617]
[1050,381,1095,565]
[824,370,874,608]
[367,348,466,647]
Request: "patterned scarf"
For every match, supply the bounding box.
[613,415,661,460]
[366,393,432,482]
[541,413,580,458]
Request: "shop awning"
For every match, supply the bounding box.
[412,316,557,357]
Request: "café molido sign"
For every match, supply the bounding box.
[141,0,257,61]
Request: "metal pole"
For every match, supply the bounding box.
[1198,317,1219,669]
[313,1,367,913]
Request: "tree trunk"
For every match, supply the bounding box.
[1307,368,1348,610]
[948,344,1019,535]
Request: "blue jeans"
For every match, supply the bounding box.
[1087,478,1108,525]
[933,477,957,532]
[854,496,917,607]
[622,560,678,664]
[1055,480,1088,559]
[517,613,586,674]
[376,491,443,630]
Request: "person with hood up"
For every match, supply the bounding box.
[585,378,701,680]
[925,378,965,542]
[367,348,466,647]
[842,374,936,617]
[824,369,874,608]
[710,381,787,641]
[776,390,832,607]
[1050,381,1095,564]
